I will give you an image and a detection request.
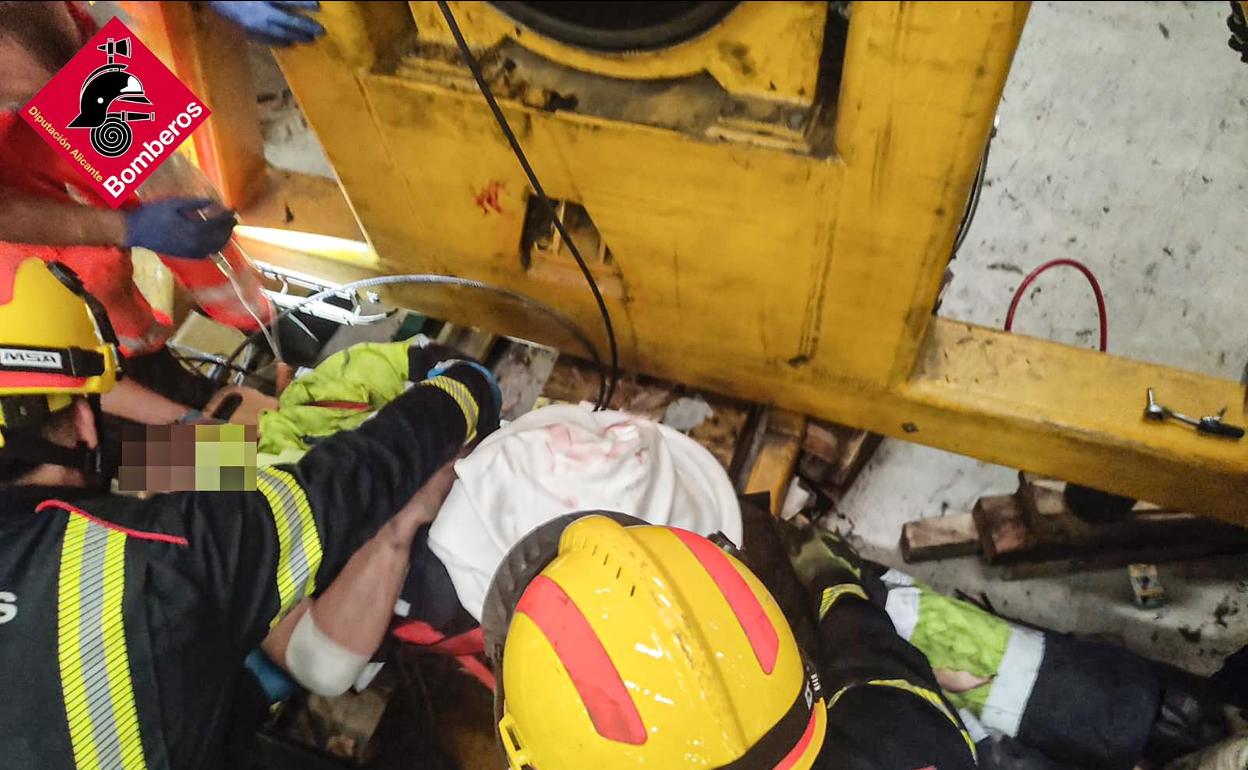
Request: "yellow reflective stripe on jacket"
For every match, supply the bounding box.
[256,467,323,628]
[827,678,978,762]
[818,583,868,619]
[423,376,479,442]
[57,516,148,770]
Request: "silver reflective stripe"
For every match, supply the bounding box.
[189,282,270,319]
[265,473,312,598]
[117,322,171,354]
[256,468,323,628]
[980,626,1046,737]
[77,524,127,770]
[58,513,149,770]
[958,707,989,744]
[188,283,247,306]
[884,586,922,641]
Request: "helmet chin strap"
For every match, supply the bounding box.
[1,396,116,490]
[1,433,103,480]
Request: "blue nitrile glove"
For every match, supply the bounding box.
[122,198,236,259]
[243,649,299,704]
[428,360,503,440]
[208,1,325,47]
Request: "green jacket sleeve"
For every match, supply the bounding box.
[258,340,414,456]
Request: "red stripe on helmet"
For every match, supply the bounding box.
[671,528,779,675]
[515,575,647,745]
[774,706,821,770]
[0,372,90,390]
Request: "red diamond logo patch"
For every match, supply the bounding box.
[21,16,210,207]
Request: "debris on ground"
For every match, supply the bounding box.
[1214,597,1240,629]
[1129,563,1166,609]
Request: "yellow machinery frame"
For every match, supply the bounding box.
[147,1,1248,518]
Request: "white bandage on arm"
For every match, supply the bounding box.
[285,609,371,697]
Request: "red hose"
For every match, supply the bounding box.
[1004,258,1108,352]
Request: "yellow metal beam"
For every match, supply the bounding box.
[826,2,1029,386]
[273,1,1248,521]
[714,320,1246,521]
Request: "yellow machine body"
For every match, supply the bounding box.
[268,1,1247,518]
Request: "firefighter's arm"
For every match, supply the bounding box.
[262,461,456,696]
[101,379,275,425]
[0,188,234,258]
[100,378,193,424]
[0,188,126,246]
[147,364,498,652]
[780,521,978,768]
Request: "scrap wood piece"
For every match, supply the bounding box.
[974,490,1248,567]
[971,494,1032,563]
[742,408,808,516]
[900,512,980,562]
[1002,539,1248,580]
[1016,472,1166,534]
[492,340,560,420]
[435,323,496,362]
[798,420,882,498]
[540,357,750,470]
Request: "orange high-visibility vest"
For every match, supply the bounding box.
[0,110,272,356]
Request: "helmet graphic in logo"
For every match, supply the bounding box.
[67,37,154,158]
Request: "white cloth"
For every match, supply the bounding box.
[428,404,743,620]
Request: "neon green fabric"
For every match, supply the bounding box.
[907,584,1012,715]
[257,341,413,465]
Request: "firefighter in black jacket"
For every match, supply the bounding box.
[0,255,500,770]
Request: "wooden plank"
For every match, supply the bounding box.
[1017,473,1166,531]
[743,409,808,516]
[971,494,1031,564]
[900,513,980,562]
[435,324,496,362]
[799,420,882,497]
[493,340,560,421]
[801,421,845,460]
[1003,538,1248,579]
[974,491,1248,567]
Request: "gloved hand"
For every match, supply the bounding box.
[406,335,471,383]
[776,516,886,611]
[429,360,502,441]
[208,1,325,47]
[783,519,863,587]
[123,198,235,259]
